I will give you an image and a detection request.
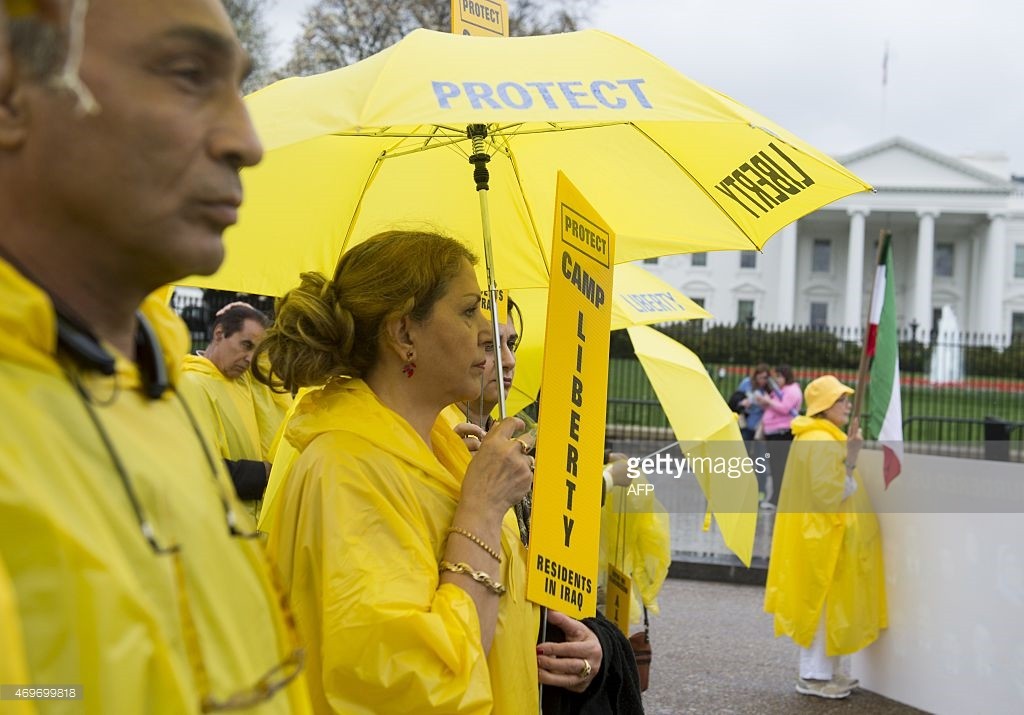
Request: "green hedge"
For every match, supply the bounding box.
[609,323,1022,379]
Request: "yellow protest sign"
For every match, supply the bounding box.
[526,171,615,616]
[605,563,632,636]
[480,287,508,325]
[450,0,509,37]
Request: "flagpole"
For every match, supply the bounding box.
[851,230,891,430]
[880,41,889,137]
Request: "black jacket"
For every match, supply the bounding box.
[541,611,645,714]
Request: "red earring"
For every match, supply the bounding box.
[402,350,416,378]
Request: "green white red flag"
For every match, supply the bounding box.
[866,233,903,487]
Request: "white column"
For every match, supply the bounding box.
[844,208,868,329]
[969,231,983,329]
[913,210,938,336]
[982,212,1007,338]
[776,221,797,326]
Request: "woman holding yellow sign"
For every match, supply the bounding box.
[254,231,538,714]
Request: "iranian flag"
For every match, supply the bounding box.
[866,233,904,487]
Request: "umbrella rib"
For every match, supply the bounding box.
[337,141,395,265]
[489,121,629,136]
[627,123,761,251]
[500,141,551,282]
[327,121,628,139]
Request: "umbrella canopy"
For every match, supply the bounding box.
[187,28,871,295]
[506,263,709,413]
[505,268,755,564]
[627,325,758,566]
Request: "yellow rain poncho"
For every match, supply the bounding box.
[1,555,35,715]
[599,483,671,623]
[764,416,887,655]
[179,354,291,462]
[0,259,309,714]
[264,379,538,714]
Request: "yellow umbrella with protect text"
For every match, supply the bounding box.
[188,28,871,301]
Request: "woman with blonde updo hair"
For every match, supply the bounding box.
[254,230,539,714]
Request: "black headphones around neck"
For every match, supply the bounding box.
[56,310,169,400]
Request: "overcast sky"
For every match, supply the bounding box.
[264,0,1024,175]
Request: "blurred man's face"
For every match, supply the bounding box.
[207,318,265,380]
[18,0,262,290]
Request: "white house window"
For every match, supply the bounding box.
[934,243,954,278]
[740,251,757,269]
[691,252,707,267]
[812,239,831,273]
[643,257,659,265]
[810,302,828,328]
[1015,245,1024,279]
[1012,311,1024,337]
[737,299,755,324]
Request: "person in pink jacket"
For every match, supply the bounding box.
[754,364,803,506]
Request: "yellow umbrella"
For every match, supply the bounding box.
[505,262,710,414]
[187,28,871,297]
[506,268,756,564]
[626,325,758,566]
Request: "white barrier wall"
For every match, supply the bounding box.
[853,449,1024,714]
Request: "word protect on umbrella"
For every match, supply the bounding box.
[432,79,653,111]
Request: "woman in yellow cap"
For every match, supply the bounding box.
[764,375,887,700]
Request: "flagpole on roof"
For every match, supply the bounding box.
[880,41,890,137]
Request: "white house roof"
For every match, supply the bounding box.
[837,137,1015,194]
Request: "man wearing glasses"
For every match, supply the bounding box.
[0,1,309,711]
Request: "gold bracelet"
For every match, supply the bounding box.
[447,526,500,562]
[439,560,506,596]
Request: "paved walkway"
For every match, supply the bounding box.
[640,578,928,714]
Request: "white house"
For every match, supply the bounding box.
[641,137,1024,338]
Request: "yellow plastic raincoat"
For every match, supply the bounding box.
[1,555,35,714]
[179,354,291,462]
[599,484,671,623]
[764,416,887,655]
[0,259,310,714]
[265,379,539,714]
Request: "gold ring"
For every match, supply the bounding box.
[513,438,530,455]
[578,658,592,679]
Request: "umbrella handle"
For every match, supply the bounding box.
[467,123,507,419]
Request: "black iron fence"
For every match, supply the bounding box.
[609,321,1024,461]
[171,290,1023,460]
[171,288,276,351]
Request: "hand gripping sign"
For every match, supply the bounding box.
[526,172,614,616]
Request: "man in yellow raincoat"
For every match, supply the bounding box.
[764,375,887,700]
[180,302,291,502]
[0,1,309,711]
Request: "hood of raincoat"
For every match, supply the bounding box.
[0,258,189,384]
[181,353,225,379]
[791,414,848,442]
[285,377,462,492]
